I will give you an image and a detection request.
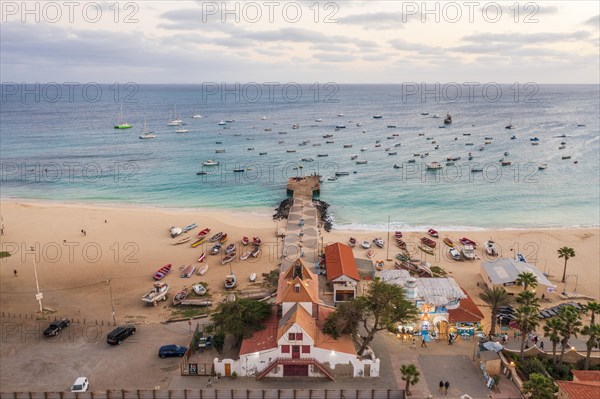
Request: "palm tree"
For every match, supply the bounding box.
[522,373,555,399]
[581,324,600,370]
[516,290,540,308]
[478,286,511,337]
[557,306,582,365]
[544,318,564,367]
[400,364,420,396]
[516,272,538,292]
[584,301,600,325]
[514,305,540,359]
[557,246,575,283]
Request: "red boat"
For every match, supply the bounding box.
[253,237,262,246]
[152,264,172,281]
[459,237,477,247]
[394,231,403,238]
[427,228,439,238]
[396,239,407,249]
[348,237,357,247]
[241,236,250,246]
[197,228,210,238]
[420,237,437,248]
[197,253,206,263]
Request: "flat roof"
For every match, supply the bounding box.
[481,258,554,287]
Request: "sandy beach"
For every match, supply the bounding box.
[1,200,598,326]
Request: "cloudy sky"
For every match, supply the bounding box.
[1,1,598,83]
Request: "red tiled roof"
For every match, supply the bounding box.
[278,303,318,341]
[276,260,319,304]
[448,289,485,323]
[325,243,360,282]
[239,306,279,355]
[314,305,357,354]
[557,381,600,399]
[572,370,600,382]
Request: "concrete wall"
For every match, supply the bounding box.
[502,346,600,366]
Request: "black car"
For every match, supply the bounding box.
[107,325,136,345]
[158,344,188,358]
[43,319,70,337]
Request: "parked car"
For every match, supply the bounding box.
[43,319,70,337]
[158,344,188,358]
[106,325,136,345]
[71,377,89,392]
[198,335,212,348]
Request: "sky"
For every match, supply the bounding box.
[1,1,599,83]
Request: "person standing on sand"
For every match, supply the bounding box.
[444,381,450,395]
[439,381,444,393]
[13,269,17,277]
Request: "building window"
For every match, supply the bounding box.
[302,345,310,353]
[288,333,295,341]
[296,333,303,340]
[281,345,290,353]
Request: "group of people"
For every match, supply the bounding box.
[524,332,544,350]
[438,381,451,395]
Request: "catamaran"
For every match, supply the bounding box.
[114,103,132,129]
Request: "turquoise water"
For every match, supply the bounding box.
[1,84,598,229]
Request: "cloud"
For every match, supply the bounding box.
[584,14,600,30]
[462,31,592,44]
[341,11,405,29]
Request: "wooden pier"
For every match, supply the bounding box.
[286,175,320,199]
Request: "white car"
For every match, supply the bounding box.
[71,377,89,392]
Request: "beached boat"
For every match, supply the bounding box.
[221,253,236,265]
[225,274,237,289]
[209,243,222,255]
[249,273,257,282]
[153,264,172,281]
[197,228,210,238]
[373,238,384,248]
[348,237,357,247]
[515,253,527,262]
[366,249,376,259]
[192,283,207,296]
[180,265,196,278]
[114,103,133,129]
[396,239,407,249]
[203,160,220,166]
[173,289,188,305]
[191,237,206,248]
[394,231,403,238]
[485,240,498,256]
[240,251,251,260]
[253,237,262,246]
[449,247,461,261]
[419,245,434,255]
[462,245,475,260]
[197,264,209,276]
[209,232,223,242]
[250,245,261,258]
[142,282,169,306]
[459,237,477,247]
[375,260,384,271]
[241,236,250,246]
[172,236,191,245]
[443,238,454,247]
[170,226,183,238]
[183,223,197,233]
[427,229,439,238]
[361,240,371,249]
[225,243,236,254]
[420,237,437,248]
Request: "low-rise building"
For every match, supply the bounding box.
[557,370,600,399]
[480,258,555,294]
[324,243,361,303]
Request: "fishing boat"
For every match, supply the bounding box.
[348,237,357,247]
[538,163,548,170]
[175,123,189,133]
[221,253,236,265]
[250,245,261,258]
[249,273,257,282]
[142,282,169,306]
[241,236,250,246]
[462,245,475,260]
[394,231,403,238]
[361,240,371,249]
[183,223,197,233]
[335,171,350,176]
[209,243,222,255]
[501,161,512,166]
[420,237,437,248]
[375,260,384,271]
[253,237,262,246]
[218,120,226,125]
[197,263,209,276]
[287,149,297,153]
[219,234,228,244]
[426,161,443,170]
[215,149,226,153]
[180,264,196,278]
[366,249,376,259]
[459,237,477,247]
[152,264,172,281]
[396,239,407,249]
[388,152,397,156]
[427,228,439,238]
[172,289,188,305]
[191,237,206,248]
[356,160,368,164]
[515,253,527,262]
[197,228,210,238]
[170,226,183,238]
[139,117,156,139]
[240,251,251,260]
[224,274,237,289]
[192,283,207,296]
[114,103,133,129]
[485,240,498,256]
[393,164,402,169]
[419,245,434,255]
[561,155,571,160]
[225,243,236,254]
[449,247,461,261]
[373,115,383,119]
[373,238,384,248]
[203,160,220,166]
[343,144,353,148]
[172,236,191,245]
[443,113,452,125]
[209,232,223,242]
[443,237,454,247]
[197,253,206,263]
[511,135,517,140]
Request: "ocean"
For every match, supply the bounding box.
[1,83,598,230]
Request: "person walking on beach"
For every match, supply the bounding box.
[13,269,17,277]
[421,338,427,348]
[444,381,450,395]
[439,381,444,393]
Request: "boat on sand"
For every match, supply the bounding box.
[197,264,209,276]
[173,289,188,305]
[180,265,196,278]
[153,264,172,281]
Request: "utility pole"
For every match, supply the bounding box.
[107,279,116,325]
[31,246,43,313]
[386,216,391,261]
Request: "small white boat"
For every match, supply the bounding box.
[203,160,219,166]
[484,240,498,256]
[361,240,371,249]
[218,120,226,126]
[225,273,237,289]
[240,251,251,260]
[538,163,548,170]
[170,226,183,238]
[315,118,323,122]
[426,162,443,170]
[373,238,384,248]
[366,249,376,259]
[197,263,209,276]
[192,283,207,296]
[462,245,475,260]
[172,236,191,245]
[175,124,189,133]
[449,247,461,261]
[249,273,257,282]
[139,117,157,139]
[180,264,196,278]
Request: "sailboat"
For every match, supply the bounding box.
[167,105,183,126]
[174,122,189,133]
[114,103,133,129]
[191,109,203,119]
[505,115,515,130]
[139,117,156,139]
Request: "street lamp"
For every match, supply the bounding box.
[30,246,43,313]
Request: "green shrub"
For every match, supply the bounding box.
[518,358,547,378]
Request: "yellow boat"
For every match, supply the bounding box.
[191,237,206,248]
[418,245,434,255]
